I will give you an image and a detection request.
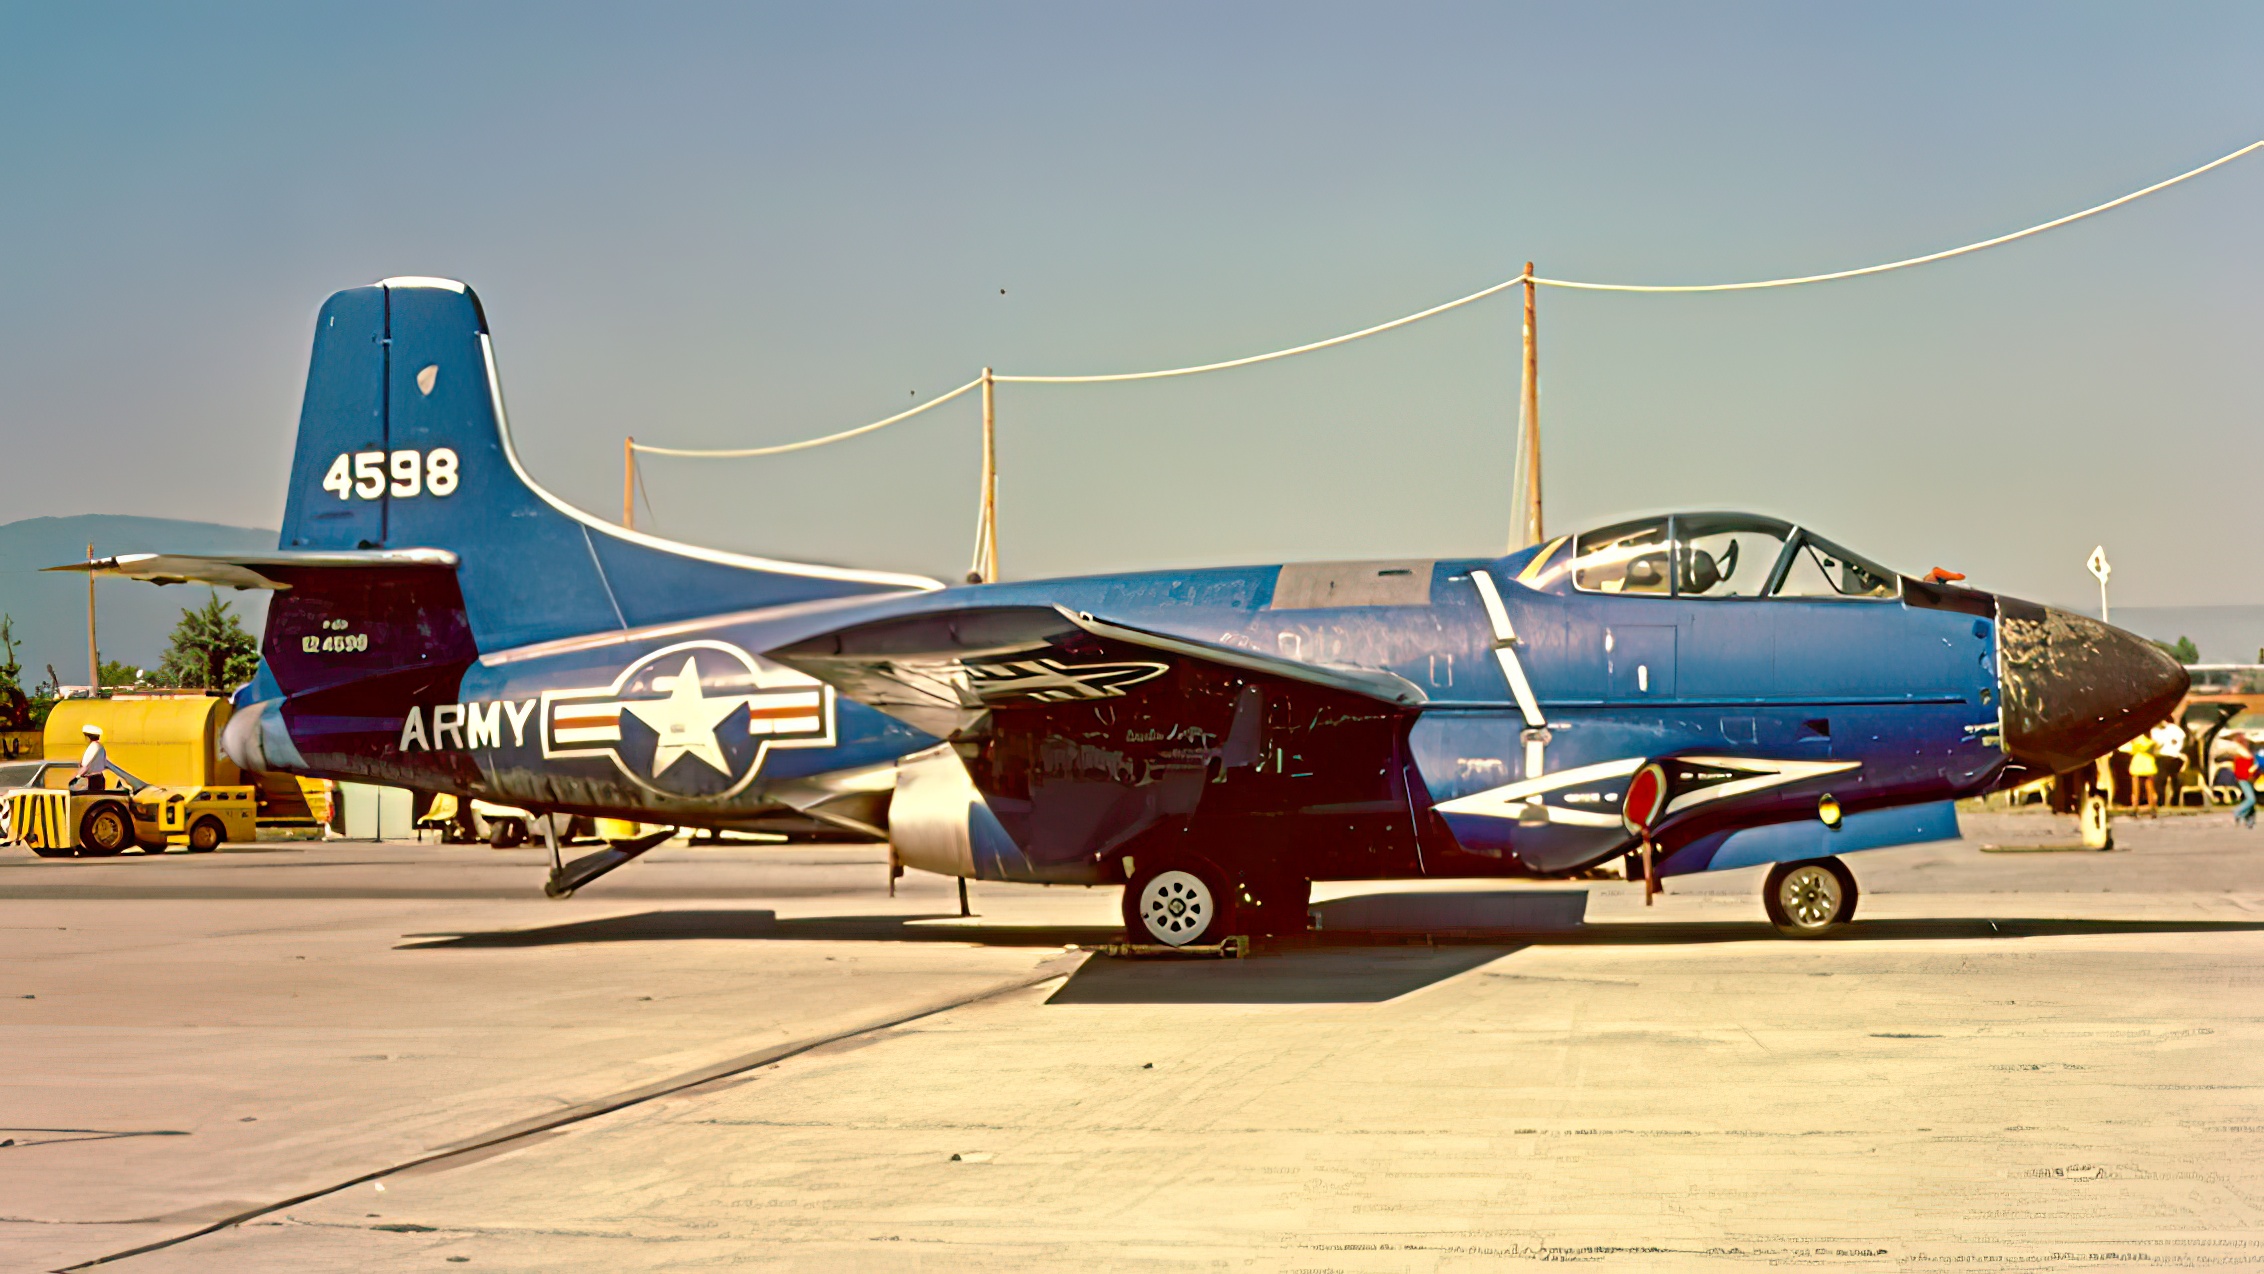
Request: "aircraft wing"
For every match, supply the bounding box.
[769,602,1424,738]
[44,549,459,591]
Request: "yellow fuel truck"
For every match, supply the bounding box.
[2,697,259,855]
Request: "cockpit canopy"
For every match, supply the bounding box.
[1527,513,1900,600]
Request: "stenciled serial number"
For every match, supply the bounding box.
[321,448,459,500]
[302,633,370,654]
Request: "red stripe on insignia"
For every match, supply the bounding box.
[746,702,819,721]
[554,706,620,725]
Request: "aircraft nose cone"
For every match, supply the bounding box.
[1998,598,2188,773]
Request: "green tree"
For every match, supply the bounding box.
[153,592,260,690]
[0,615,26,729]
[2152,635,2200,666]
[98,658,146,688]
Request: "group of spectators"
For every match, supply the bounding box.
[2118,716,2259,828]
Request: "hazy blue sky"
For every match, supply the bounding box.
[3,3,2259,607]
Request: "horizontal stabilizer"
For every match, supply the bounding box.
[45,549,458,591]
[770,601,1424,738]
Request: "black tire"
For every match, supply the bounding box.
[1121,857,1238,946]
[186,816,225,853]
[1763,856,1857,937]
[78,802,133,857]
[489,818,526,849]
[1235,873,1312,937]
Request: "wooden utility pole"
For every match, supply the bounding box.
[969,368,999,584]
[1517,261,1543,550]
[85,542,98,692]
[623,437,636,530]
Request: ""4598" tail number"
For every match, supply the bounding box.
[322,449,459,500]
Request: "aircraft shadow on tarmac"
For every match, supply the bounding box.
[395,892,2264,1006]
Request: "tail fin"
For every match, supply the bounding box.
[279,277,938,652]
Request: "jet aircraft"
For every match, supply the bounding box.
[63,279,2188,942]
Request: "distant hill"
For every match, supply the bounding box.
[0,515,276,689]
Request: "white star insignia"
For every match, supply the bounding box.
[621,656,748,778]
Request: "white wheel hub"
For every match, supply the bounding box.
[1778,864,1842,929]
[1137,870,1215,946]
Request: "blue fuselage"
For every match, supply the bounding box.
[254,546,2006,883]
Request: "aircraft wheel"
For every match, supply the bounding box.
[1123,859,1237,947]
[186,816,225,853]
[489,818,526,849]
[78,803,133,857]
[1763,857,1857,938]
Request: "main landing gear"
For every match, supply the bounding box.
[1120,856,1310,947]
[1118,855,1862,943]
[1762,856,1859,937]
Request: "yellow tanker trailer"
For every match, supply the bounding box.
[0,697,257,856]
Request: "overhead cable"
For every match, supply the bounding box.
[1534,138,2264,292]
[989,276,1531,384]
[630,375,985,458]
[638,138,2260,457]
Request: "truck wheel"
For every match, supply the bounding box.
[186,817,225,853]
[78,803,133,857]
[1763,857,1858,937]
[1122,859,1237,947]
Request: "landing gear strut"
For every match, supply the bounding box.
[542,819,673,898]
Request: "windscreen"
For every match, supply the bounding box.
[1570,518,1672,594]
[1773,532,1900,600]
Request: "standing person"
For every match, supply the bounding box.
[2150,717,2190,810]
[2126,731,2160,816]
[70,723,107,792]
[2230,734,2257,830]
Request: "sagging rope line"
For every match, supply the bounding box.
[991,275,1532,384]
[630,375,984,458]
[1536,138,2264,293]
[632,138,2260,455]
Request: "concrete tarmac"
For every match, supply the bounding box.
[2,812,2260,1271]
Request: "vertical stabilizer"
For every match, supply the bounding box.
[278,279,937,651]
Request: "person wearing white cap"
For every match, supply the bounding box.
[73,723,108,793]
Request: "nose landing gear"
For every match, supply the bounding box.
[1763,856,1858,937]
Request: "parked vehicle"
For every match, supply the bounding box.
[0,759,255,856]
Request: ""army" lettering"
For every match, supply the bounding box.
[399,700,536,753]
